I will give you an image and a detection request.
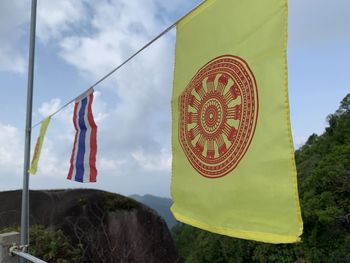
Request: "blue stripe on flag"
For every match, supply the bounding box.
[75,98,88,182]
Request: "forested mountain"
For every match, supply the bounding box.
[172,94,350,263]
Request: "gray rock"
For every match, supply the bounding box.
[0,189,182,263]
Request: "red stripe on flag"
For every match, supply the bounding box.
[87,93,97,182]
[67,102,79,180]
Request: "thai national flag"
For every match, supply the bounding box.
[67,88,98,182]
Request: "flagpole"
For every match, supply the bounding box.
[21,0,37,258]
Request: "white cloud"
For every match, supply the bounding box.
[59,0,167,77]
[132,148,171,172]
[0,0,198,196]
[35,98,73,141]
[0,124,22,166]
[0,1,29,73]
[90,91,109,123]
[36,0,88,42]
[35,137,67,178]
[36,91,107,129]
[41,0,193,196]
[0,123,23,190]
[38,98,61,117]
[98,158,126,173]
[58,0,200,78]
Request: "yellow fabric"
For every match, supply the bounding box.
[29,116,51,175]
[171,0,303,243]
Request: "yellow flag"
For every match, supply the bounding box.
[28,116,51,175]
[171,0,303,243]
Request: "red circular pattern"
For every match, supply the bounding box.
[178,55,259,178]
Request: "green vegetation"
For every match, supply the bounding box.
[29,225,81,263]
[103,192,140,211]
[0,193,141,262]
[1,225,81,263]
[172,94,350,263]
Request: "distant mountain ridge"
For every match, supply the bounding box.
[130,194,178,229]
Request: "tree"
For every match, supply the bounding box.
[0,225,81,263]
[172,93,350,262]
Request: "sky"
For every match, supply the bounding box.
[0,0,349,197]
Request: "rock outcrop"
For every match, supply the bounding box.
[0,189,182,263]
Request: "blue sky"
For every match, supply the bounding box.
[0,0,349,197]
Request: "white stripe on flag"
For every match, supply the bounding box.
[83,95,92,182]
[72,100,84,180]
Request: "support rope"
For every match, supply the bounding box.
[31,1,204,129]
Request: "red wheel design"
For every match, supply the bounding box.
[178,55,259,178]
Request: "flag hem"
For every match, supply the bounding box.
[171,208,301,244]
[282,0,304,237]
[177,0,217,31]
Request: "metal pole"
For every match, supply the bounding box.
[20,0,37,260]
[10,249,47,263]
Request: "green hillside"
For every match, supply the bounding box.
[172,94,350,263]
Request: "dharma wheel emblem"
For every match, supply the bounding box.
[178,55,259,178]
